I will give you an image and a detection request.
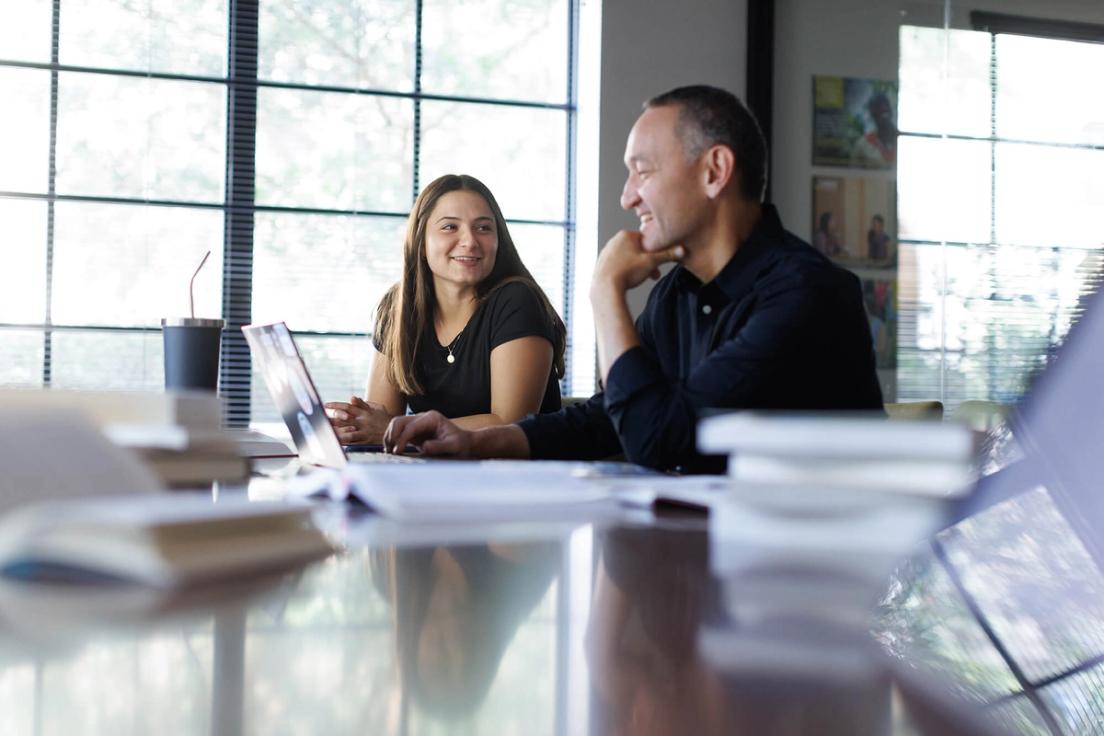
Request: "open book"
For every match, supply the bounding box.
[0,495,333,588]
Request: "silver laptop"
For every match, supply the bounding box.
[242,322,419,468]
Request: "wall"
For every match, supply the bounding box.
[596,0,748,316]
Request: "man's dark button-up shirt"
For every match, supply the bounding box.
[518,205,884,473]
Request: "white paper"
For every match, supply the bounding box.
[603,475,731,511]
[344,460,618,521]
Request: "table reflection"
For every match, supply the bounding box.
[373,542,560,731]
[588,524,893,735]
[588,526,730,735]
[3,470,1104,735]
[0,535,565,735]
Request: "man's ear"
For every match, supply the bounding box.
[701,144,736,200]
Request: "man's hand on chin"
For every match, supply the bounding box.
[592,230,685,296]
[590,232,684,382]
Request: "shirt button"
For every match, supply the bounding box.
[702,304,713,315]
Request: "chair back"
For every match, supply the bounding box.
[951,400,1011,432]
[885,400,944,421]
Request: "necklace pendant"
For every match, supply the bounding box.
[446,353,455,364]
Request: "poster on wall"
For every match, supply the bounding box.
[811,175,896,267]
[862,277,897,370]
[813,75,898,169]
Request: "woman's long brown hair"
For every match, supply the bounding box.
[375,174,566,396]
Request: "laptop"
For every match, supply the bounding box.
[965,281,1104,557]
[242,322,420,468]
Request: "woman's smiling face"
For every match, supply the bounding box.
[424,190,499,293]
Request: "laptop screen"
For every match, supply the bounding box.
[242,322,348,468]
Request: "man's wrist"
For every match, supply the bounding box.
[471,423,531,459]
[589,278,626,307]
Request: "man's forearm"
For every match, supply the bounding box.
[591,285,641,384]
[471,423,532,459]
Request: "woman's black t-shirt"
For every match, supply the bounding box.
[382,281,561,418]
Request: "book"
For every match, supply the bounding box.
[106,425,251,486]
[0,391,244,487]
[0,494,333,588]
[727,455,973,496]
[136,451,250,486]
[697,412,976,497]
[698,412,974,462]
[0,407,164,514]
[0,389,222,430]
[106,425,295,459]
[225,428,296,458]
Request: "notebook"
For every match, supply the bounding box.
[242,322,421,469]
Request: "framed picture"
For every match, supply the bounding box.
[862,277,897,370]
[813,75,898,169]
[812,175,896,267]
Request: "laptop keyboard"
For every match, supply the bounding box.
[348,452,425,465]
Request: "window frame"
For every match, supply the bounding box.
[0,0,581,424]
[896,18,1104,409]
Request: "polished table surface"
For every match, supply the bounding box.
[0,464,1100,735]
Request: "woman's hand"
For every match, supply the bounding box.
[324,395,393,445]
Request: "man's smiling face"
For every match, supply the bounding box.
[620,104,709,252]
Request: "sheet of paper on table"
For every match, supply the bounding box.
[283,459,725,521]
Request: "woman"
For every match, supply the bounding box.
[866,214,890,262]
[325,174,565,444]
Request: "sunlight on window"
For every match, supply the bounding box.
[60,0,227,76]
[259,0,416,90]
[896,25,1104,407]
[996,34,1104,147]
[0,68,50,193]
[0,0,50,63]
[421,0,568,103]
[419,102,568,223]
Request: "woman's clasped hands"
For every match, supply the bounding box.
[324,396,392,445]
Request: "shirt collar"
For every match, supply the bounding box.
[673,204,785,302]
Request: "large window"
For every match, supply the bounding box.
[896,21,1104,410]
[0,0,587,425]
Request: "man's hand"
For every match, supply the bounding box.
[592,230,685,295]
[590,231,683,382]
[324,396,392,445]
[384,410,473,457]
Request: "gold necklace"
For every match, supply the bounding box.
[445,329,464,364]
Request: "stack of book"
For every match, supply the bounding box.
[698,411,976,496]
[696,412,976,623]
[0,390,267,487]
[0,494,332,587]
[106,422,250,487]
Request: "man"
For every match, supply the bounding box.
[851,92,897,167]
[385,85,883,472]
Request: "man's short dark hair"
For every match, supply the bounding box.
[645,85,767,202]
